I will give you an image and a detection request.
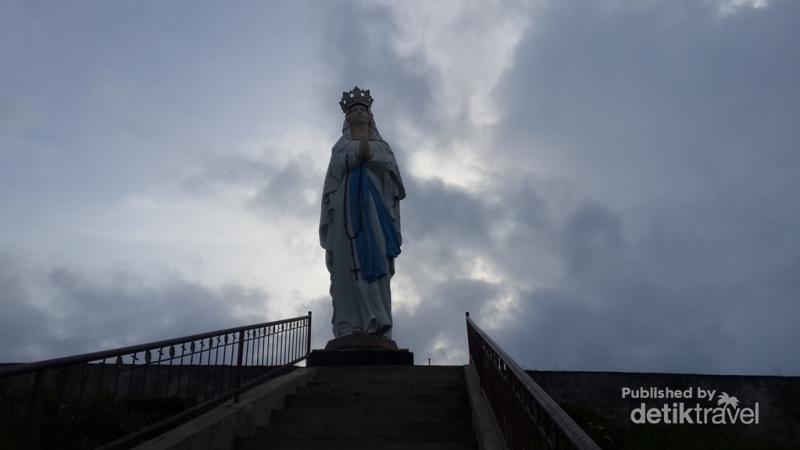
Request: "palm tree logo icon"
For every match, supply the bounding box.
[717,392,740,409]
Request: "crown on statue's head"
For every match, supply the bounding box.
[340,86,374,113]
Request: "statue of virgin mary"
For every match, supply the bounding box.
[319,87,405,339]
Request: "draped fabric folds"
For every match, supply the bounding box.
[319,116,405,338]
[349,163,402,284]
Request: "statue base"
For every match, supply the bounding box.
[307,335,413,367]
[324,335,398,351]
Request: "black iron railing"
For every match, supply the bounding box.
[466,312,600,450]
[0,312,312,450]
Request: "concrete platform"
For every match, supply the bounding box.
[324,334,399,350]
[307,348,413,366]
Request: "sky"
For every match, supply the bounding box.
[1,0,798,375]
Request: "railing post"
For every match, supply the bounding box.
[233,329,245,403]
[306,311,312,356]
[465,312,471,365]
[25,368,44,448]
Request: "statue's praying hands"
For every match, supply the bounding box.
[357,138,372,162]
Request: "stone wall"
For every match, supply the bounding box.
[527,370,800,450]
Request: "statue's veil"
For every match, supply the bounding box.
[333,111,388,154]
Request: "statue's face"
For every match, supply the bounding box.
[346,104,370,125]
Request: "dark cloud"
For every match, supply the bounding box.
[307,1,470,160]
[313,3,431,109]
[442,186,797,374]
[561,204,625,282]
[496,0,800,200]
[403,176,496,243]
[248,156,319,217]
[0,253,273,363]
[3,1,799,377]
[394,278,500,364]
[418,0,800,375]
[184,152,321,219]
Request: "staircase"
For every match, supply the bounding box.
[239,365,478,450]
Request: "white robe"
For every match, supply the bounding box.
[319,119,405,338]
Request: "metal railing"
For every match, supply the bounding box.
[0,312,312,450]
[466,312,601,450]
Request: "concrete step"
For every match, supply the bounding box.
[310,375,465,385]
[271,405,471,425]
[240,438,477,450]
[242,430,476,448]
[307,375,465,385]
[284,391,468,409]
[311,375,465,383]
[313,365,463,382]
[314,366,462,375]
[258,419,473,437]
[313,365,461,373]
[297,382,466,395]
[241,365,476,450]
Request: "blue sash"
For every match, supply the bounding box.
[349,164,401,283]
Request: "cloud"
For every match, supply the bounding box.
[0,253,274,363]
[0,97,42,134]
[716,0,769,17]
[2,0,799,376]
[394,277,501,365]
[309,0,532,188]
[184,151,323,220]
[474,0,800,374]
[479,194,800,375]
